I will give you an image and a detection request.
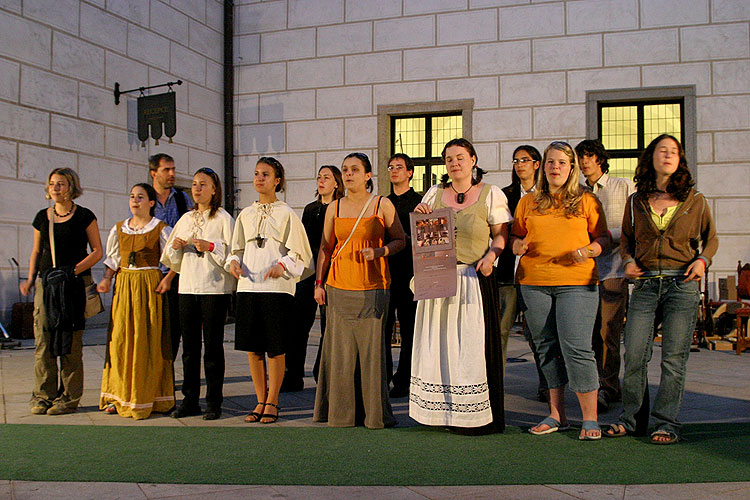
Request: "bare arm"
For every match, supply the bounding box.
[19,228,42,296]
[360,198,405,261]
[476,222,508,277]
[74,219,103,276]
[314,202,337,305]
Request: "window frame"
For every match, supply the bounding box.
[377,100,473,196]
[585,86,697,180]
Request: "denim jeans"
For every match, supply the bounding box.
[619,277,699,436]
[520,285,599,393]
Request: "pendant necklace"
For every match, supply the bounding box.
[254,202,274,248]
[450,184,472,204]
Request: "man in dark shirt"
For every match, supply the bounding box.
[385,153,422,398]
[149,153,192,362]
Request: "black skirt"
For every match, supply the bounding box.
[234,292,293,357]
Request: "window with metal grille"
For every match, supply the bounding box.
[599,100,683,180]
[391,112,462,193]
[586,87,696,182]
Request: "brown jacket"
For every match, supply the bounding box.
[620,189,718,277]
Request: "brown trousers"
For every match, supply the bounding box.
[592,277,628,400]
[30,276,88,410]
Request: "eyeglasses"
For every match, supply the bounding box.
[387,165,406,172]
[512,158,535,165]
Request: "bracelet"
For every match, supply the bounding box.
[209,242,215,252]
[315,279,323,286]
[577,248,584,258]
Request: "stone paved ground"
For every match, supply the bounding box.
[2,321,750,499]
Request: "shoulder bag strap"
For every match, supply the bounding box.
[47,207,57,268]
[331,195,375,262]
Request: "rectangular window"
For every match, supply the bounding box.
[392,112,462,193]
[597,99,684,180]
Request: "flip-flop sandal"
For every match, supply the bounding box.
[603,423,627,438]
[104,403,117,414]
[529,416,570,435]
[650,430,679,445]
[578,420,602,441]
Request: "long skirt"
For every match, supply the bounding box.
[100,268,175,420]
[313,286,395,429]
[410,265,504,431]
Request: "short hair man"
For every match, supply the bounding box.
[149,153,192,362]
[575,139,635,412]
[385,153,422,398]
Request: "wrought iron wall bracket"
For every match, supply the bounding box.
[113,80,182,105]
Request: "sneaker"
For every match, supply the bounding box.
[46,405,76,415]
[30,401,50,415]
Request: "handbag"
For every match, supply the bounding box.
[48,207,103,319]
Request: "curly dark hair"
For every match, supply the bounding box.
[439,138,487,187]
[634,134,693,201]
[575,139,610,174]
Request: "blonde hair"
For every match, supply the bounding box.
[533,141,585,217]
[45,168,83,200]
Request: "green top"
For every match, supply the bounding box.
[434,183,491,265]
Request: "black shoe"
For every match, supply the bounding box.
[536,388,548,402]
[597,390,610,413]
[389,385,409,399]
[171,404,202,418]
[203,408,221,420]
[280,377,304,392]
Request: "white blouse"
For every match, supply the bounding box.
[103,217,171,271]
[421,183,513,225]
[161,207,236,294]
[226,201,314,295]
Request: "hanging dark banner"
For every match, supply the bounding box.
[137,91,176,146]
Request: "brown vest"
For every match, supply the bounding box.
[116,220,166,268]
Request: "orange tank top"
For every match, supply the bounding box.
[327,197,390,291]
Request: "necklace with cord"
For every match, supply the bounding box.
[53,202,75,218]
[450,183,473,204]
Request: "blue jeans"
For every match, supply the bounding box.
[619,277,699,436]
[520,285,599,393]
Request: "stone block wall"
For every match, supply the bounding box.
[0,0,224,324]
[235,0,750,295]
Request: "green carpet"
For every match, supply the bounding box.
[2,423,749,485]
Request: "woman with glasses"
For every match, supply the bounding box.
[410,138,511,434]
[98,183,175,419]
[512,141,609,440]
[162,168,235,420]
[228,157,314,424]
[605,135,717,445]
[313,152,405,429]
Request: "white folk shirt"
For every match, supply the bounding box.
[583,173,636,280]
[161,207,237,294]
[225,201,314,296]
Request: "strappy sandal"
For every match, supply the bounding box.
[603,423,627,438]
[245,403,265,423]
[260,403,280,424]
[104,403,117,414]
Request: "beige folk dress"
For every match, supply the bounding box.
[99,218,175,420]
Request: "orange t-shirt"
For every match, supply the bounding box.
[512,192,607,286]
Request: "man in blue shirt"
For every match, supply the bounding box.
[149,153,192,361]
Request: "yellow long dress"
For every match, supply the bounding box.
[99,219,175,419]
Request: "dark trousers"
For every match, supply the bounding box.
[178,294,229,410]
[288,278,318,382]
[384,279,416,390]
[167,274,182,361]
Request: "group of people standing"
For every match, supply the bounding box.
[21,133,717,444]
